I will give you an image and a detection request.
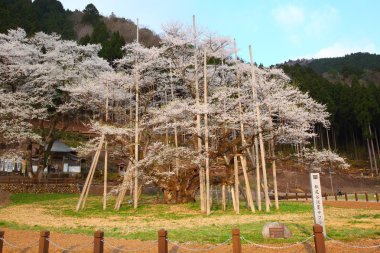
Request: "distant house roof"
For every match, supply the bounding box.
[49,140,74,153]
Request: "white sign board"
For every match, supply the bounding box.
[69,166,81,173]
[310,173,326,235]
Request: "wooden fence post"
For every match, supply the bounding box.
[324,193,328,200]
[313,224,326,253]
[286,192,289,200]
[158,229,168,253]
[232,228,241,253]
[295,192,298,201]
[0,231,4,253]
[344,193,348,201]
[38,231,49,253]
[355,192,358,201]
[305,192,308,201]
[94,230,104,253]
[334,194,337,201]
[365,192,368,202]
[376,192,379,202]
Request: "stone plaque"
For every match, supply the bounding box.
[269,227,285,238]
[262,222,292,239]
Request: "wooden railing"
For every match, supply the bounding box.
[283,192,379,202]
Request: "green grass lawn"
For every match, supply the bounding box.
[1,193,379,243]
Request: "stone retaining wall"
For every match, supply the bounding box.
[0,183,80,194]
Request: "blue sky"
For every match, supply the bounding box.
[60,0,380,66]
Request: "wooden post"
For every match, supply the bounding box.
[313,224,326,253]
[376,192,379,202]
[324,193,328,200]
[38,231,49,253]
[295,192,298,201]
[305,192,308,201]
[355,192,358,201]
[365,192,368,202]
[345,193,348,201]
[334,194,337,201]
[286,192,289,200]
[0,231,4,253]
[94,230,104,253]
[158,229,168,253]
[232,229,241,253]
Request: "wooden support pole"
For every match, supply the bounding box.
[81,141,103,210]
[240,155,255,212]
[345,193,348,201]
[232,229,241,253]
[203,49,210,216]
[103,141,108,210]
[222,184,226,211]
[115,161,132,210]
[376,192,379,202]
[334,194,337,201]
[38,231,49,253]
[0,231,4,253]
[234,155,240,214]
[230,186,237,211]
[133,18,140,210]
[324,193,328,200]
[286,192,289,201]
[76,135,104,211]
[305,192,308,201]
[313,224,326,253]
[355,192,358,201]
[94,230,104,253]
[158,229,168,253]
[365,192,369,202]
[249,45,269,212]
[295,192,298,201]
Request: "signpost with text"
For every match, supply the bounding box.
[310,173,326,236]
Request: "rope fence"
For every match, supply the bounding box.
[102,239,157,252]
[0,224,379,253]
[167,237,231,252]
[240,235,314,249]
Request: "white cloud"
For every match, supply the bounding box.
[273,4,339,44]
[273,5,305,30]
[302,42,377,59]
[307,6,338,37]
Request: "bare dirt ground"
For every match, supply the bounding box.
[1,227,380,253]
